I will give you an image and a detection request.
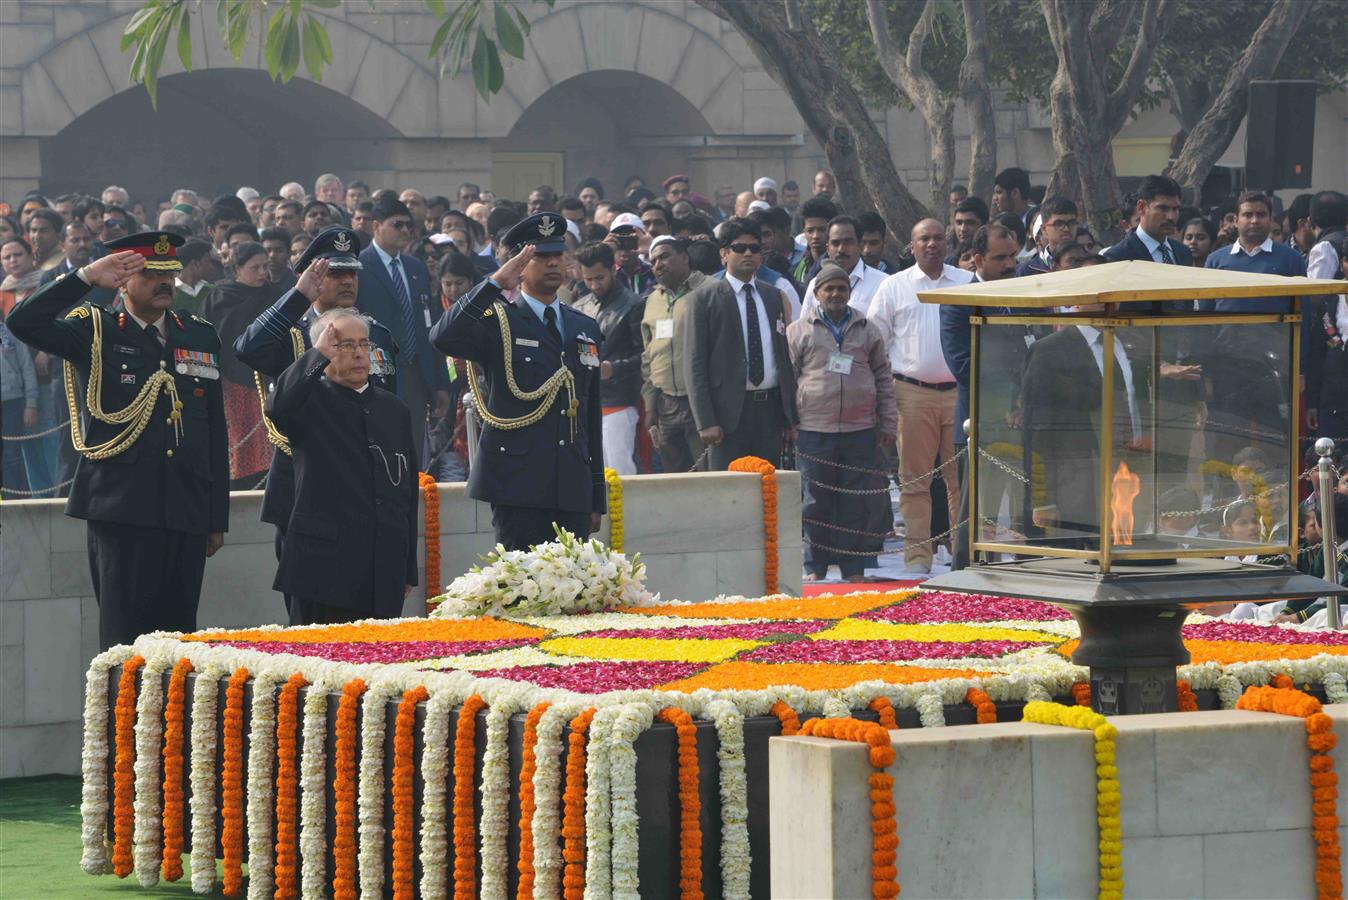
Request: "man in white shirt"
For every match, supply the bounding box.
[867,219,974,573]
[798,216,888,320]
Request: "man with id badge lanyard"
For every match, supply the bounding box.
[641,236,708,471]
[788,263,896,581]
[430,213,607,551]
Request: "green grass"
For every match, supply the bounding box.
[0,776,219,898]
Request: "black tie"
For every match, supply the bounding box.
[543,304,562,347]
[145,322,162,349]
[1159,241,1175,265]
[742,284,765,386]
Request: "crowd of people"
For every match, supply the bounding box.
[1,168,1345,595]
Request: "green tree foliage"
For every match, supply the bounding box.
[122,0,554,108]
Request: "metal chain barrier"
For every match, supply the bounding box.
[0,419,71,441]
[1,477,76,499]
[796,446,964,497]
[802,518,967,558]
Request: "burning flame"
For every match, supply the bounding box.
[1110,462,1142,546]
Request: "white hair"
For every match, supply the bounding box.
[171,188,199,205]
[309,307,369,346]
[158,208,193,229]
[279,182,305,201]
[102,185,129,205]
[236,186,260,202]
[314,173,342,192]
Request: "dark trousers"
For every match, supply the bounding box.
[87,520,206,649]
[491,504,592,552]
[710,389,785,470]
[798,428,891,577]
[404,365,433,465]
[953,449,970,570]
[274,526,295,622]
[651,390,706,472]
[290,596,365,626]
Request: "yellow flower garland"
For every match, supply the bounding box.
[1022,701,1122,900]
[604,468,624,552]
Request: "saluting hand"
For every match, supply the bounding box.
[490,245,535,292]
[81,251,145,289]
[314,322,340,362]
[295,258,329,301]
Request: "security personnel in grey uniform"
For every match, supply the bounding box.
[7,233,229,648]
[429,213,606,550]
[232,226,399,619]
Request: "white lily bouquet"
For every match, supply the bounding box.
[430,525,659,619]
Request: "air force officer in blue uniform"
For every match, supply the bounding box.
[430,213,606,550]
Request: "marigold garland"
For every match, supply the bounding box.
[657,706,705,900]
[1272,673,1295,689]
[869,696,898,730]
[1022,702,1122,900]
[453,693,487,900]
[273,672,308,900]
[220,667,248,897]
[111,655,146,879]
[332,678,366,900]
[562,707,599,900]
[1236,685,1342,899]
[392,684,430,900]
[965,687,997,724]
[729,456,779,594]
[420,472,441,612]
[770,700,801,736]
[159,657,193,882]
[1176,680,1198,712]
[798,717,899,899]
[517,701,551,900]
[604,467,625,552]
[1072,681,1092,706]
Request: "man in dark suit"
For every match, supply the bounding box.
[1101,174,1192,267]
[8,233,229,647]
[233,227,400,620]
[430,213,607,550]
[267,307,417,624]
[357,196,450,460]
[683,217,798,469]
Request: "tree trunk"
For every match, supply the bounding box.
[694,0,931,235]
[1040,0,1176,234]
[1165,0,1312,195]
[960,0,997,204]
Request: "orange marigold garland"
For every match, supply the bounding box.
[111,655,146,879]
[729,456,779,593]
[965,687,997,724]
[332,678,366,900]
[657,707,704,900]
[392,684,430,900]
[517,701,551,900]
[1176,680,1198,712]
[453,693,487,900]
[1236,685,1342,899]
[420,472,441,612]
[798,717,899,899]
[869,696,899,730]
[770,700,801,736]
[562,707,599,900]
[160,657,193,881]
[273,672,308,900]
[1072,682,1092,706]
[1272,673,1295,689]
[220,668,249,897]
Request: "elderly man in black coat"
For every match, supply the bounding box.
[266,306,419,625]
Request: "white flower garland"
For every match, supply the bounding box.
[132,653,170,887]
[299,680,330,898]
[358,681,398,900]
[583,706,619,900]
[418,690,454,900]
[704,699,751,900]
[1216,673,1243,709]
[1325,671,1348,704]
[916,691,946,728]
[80,646,134,876]
[479,699,517,900]
[609,703,654,900]
[188,663,224,894]
[531,703,577,898]
[245,668,283,900]
[821,696,851,719]
[1023,682,1052,703]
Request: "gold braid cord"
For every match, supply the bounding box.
[63,307,182,460]
[466,301,579,437]
[255,327,306,456]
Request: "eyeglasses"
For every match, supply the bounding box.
[104,220,127,231]
[335,340,372,354]
[387,220,413,231]
[1047,219,1079,230]
[726,243,761,255]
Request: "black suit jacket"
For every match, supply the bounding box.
[682,276,798,434]
[8,273,230,534]
[356,244,449,403]
[429,280,606,514]
[267,348,418,613]
[1101,231,1192,266]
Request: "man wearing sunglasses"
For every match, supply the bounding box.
[358,196,451,462]
[683,217,798,469]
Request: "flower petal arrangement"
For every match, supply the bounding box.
[82,588,1348,898]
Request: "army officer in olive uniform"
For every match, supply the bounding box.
[7,233,229,648]
[233,227,399,620]
[430,213,606,550]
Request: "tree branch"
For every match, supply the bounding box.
[1104,0,1175,132]
[960,0,996,201]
